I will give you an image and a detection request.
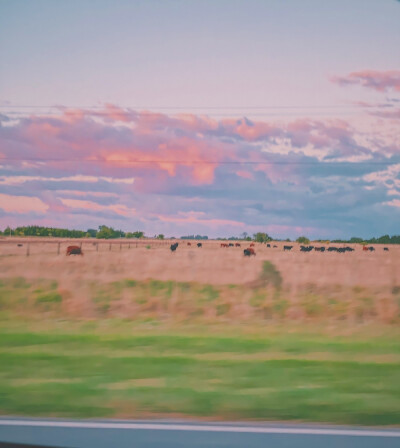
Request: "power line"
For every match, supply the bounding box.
[0,104,392,110]
[0,157,397,166]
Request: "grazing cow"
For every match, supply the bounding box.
[283,245,293,251]
[362,246,369,252]
[66,245,83,256]
[314,247,325,252]
[368,247,375,252]
[273,245,278,248]
[170,242,179,252]
[244,248,256,256]
[220,243,229,248]
[300,245,313,252]
[17,243,23,247]
[344,247,354,252]
[327,247,338,252]
[250,243,255,247]
[229,243,234,247]
[187,242,192,246]
[267,244,271,248]
[197,243,202,248]
[384,247,389,251]
[235,243,241,247]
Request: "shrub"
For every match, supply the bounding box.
[259,261,282,290]
[296,236,310,244]
[35,292,62,304]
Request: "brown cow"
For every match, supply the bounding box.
[235,243,241,247]
[244,247,256,256]
[250,243,255,247]
[187,242,192,246]
[66,245,83,256]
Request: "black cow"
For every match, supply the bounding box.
[344,247,354,252]
[300,245,313,252]
[197,243,202,248]
[315,247,325,252]
[170,242,179,252]
[273,245,278,248]
[368,247,375,252]
[267,244,271,248]
[327,247,338,252]
[283,245,293,251]
[384,247,389,251]
[244,248,256,257]
[229,243,234,247]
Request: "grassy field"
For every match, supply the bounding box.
[1,276,400,425]
[0,247,399,426]
[1,319,400,425]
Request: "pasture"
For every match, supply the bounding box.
[0,237,399,424]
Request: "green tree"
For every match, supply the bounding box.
[96,225,118,239]
[157,234,164,239]
[296,236,310,244]
[254,232,272,243]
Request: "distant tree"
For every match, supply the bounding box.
[254,232,272,243]
[296,236,310,244]
[86,228,97,238]
[96,225,120,239]
[157,234,164,239]
[126,231,144,239]
[349,237,363,244]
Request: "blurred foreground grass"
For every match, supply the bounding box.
[0,275,400,425]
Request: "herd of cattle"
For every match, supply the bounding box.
[63,242,390,257]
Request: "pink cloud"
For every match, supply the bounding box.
[331,70,400,92]
[60,198,135,217]
[0,193,48,214]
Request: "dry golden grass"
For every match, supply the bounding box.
[0,237,399,324]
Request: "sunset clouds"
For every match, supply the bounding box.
[0,93,399,238]
[331,70,400,93]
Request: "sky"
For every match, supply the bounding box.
[0,0,399,239]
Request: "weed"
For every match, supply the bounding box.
[259,261,282,290]
[216,303,230,316]
[272,299,288,318]
[35,292,62,304]
[199,285,219,302]
[124,279,137,288]
[12,277,31,289]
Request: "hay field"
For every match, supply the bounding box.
[0,237,399,323]
[1,237,399,288]
[1,237,400,424]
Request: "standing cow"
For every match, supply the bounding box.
[170,243,179,252]
[66,245,83,256]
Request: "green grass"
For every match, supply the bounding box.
[0,275,400,424]
[0,321,400,425]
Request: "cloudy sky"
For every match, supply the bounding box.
[0,0,399,238]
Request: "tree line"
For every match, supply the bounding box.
[1,226,399,244]
[0,225,145,239]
